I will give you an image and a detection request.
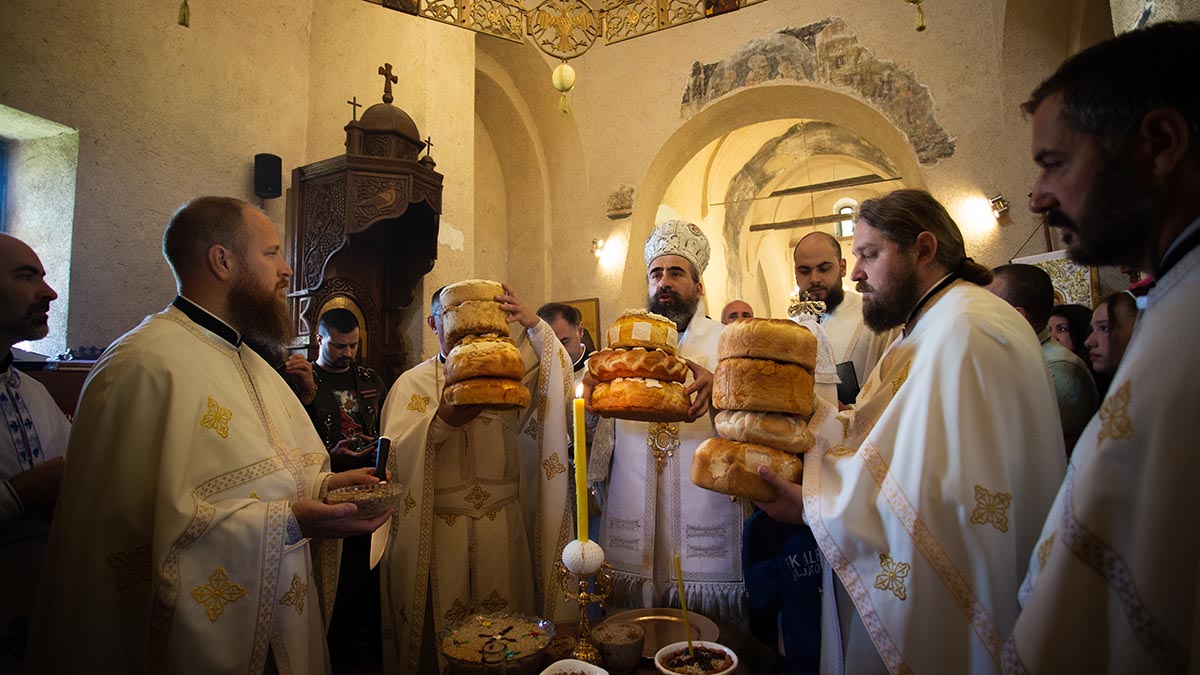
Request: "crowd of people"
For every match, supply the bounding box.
[1,19,1196,675]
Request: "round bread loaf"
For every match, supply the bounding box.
[440,279,505,307]
[714,409,814,455]
[592,377,689,422]
[443,377,530,410]
[442,300,509,347]
[445,337,524,385]
[718,318,818,370]
[606,309,679,355]
[690,437,802,502]
[713,357,815,416]
[587,347,688,383]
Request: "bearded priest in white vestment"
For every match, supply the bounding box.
[1006,24,1200,674]
[373,283,576,675]
[793,232,899,405]
[758,190,1065,675]
[587,221,745,623]
[26,197,391,674]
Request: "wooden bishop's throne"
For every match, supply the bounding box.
[286,64,441,381]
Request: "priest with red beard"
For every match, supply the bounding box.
[27,196,390,674]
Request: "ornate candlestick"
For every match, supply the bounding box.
[555,540,615,664]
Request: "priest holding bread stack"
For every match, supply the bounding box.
[586,220,752,624]
[372,280,576,674]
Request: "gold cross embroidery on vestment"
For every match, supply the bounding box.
[969,484,1013,533]
[443,598,468,623]
[873,552,910,600]
[1098,381,1134,442]
[465,484,491,510]
[200,397,232,439]
[481,589,509,613]
[890,361,911,394]
[407,394,430,413]
[190,567,247,621]
[648,423,681,474]
[403,491,417,515]
[279,573,308,615]
[107,544,152,590]
[542,453,567,479]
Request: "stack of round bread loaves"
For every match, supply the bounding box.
[691,318,817,501]
[440,279,530,410]
[588,309,691,422]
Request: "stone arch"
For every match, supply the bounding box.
[621,82,928,315]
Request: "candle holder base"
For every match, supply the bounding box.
[554,559,614,666]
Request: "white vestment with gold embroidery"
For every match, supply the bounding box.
[590,305,752,623]
[1006,239,1200,674]
[373,320,575,674]
[26,307,339,674]
[804,282,1065,675]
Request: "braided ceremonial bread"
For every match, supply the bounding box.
[587,347,688,383]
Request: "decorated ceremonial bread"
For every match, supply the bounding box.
[717,318,818,369]
[587,347,688,383]
[691,437,802,502]
[592,377,690,422]
[444,335,524,384]
[439,278,506,307]
[714,409,813,455]
[713,358,815,416]
[607,308,679,355]
[444,377,530,409]
[442,300,509,347]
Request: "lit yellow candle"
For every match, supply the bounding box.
[574,383,588,542]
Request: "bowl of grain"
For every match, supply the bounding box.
[436,612,555,675]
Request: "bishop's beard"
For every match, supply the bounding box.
[228,275,293,350]
[647,290,698,332]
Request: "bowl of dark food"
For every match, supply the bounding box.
[323,482,403,519]
[436,612,555,675]
[653,641,737,675]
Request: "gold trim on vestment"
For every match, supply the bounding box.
[1059,472,1186,671]
[648,423,680,474]
[803,405,912,675]
[890,361,911,394]
[858,441,1005,666]
[481,589,509,613]
[108,544,152,590]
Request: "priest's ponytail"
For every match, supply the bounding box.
[957,256,994,286]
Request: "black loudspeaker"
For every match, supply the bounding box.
[254,153,282,199]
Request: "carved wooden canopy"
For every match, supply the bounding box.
[287,75,443,379]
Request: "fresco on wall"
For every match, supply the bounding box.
[681,17,956,166]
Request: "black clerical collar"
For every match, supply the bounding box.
[0,350,12,374]
[573,351,587,373]
[904,272,959,335]
[172,296,242,348]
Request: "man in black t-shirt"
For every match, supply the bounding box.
[305,308,388,472]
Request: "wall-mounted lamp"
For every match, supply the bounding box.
[989,195,1009,219]
[592,239,605,257]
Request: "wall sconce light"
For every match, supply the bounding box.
[989,195,1009,218]
[592,239,605,257]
